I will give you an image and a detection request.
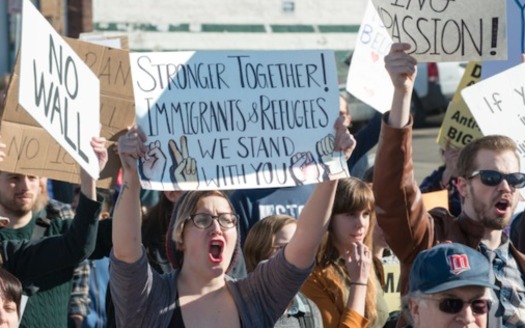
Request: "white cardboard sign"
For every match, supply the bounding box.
[461,63,525,197]
[129,50,348,191]
[371,0,507,62]
[18,0,100,178]
[346,0,393,113]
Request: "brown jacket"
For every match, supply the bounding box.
[372,116,525,297]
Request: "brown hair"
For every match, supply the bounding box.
[316,177,378,324]
[142,192,175,270]
[457,135,519,178]
[0,267,22,317]
[243,215,296,273]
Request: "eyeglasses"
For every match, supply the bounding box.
[421,297,492,315]
[468,170,525,189]
[185,213,238,230]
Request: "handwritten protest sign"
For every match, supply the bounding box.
[1,37,135,188]
[461,63,525,197]
[371,0,507,62]
[437,62,483,148]
[130,51,347,191]
[346,0,393,113]
[482,0,524,78]
[18,0,100,178]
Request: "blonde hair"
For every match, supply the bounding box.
[244,215,296,273]
[316,177,378,324]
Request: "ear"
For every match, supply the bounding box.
[408,299,421,326]
[456,176,469,198]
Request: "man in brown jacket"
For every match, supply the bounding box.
[373,43,525,327]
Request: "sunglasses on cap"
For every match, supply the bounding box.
[422,297,492,315]
[468,170,525,189]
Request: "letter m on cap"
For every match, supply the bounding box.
[448,254,470,275]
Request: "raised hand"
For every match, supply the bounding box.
[79,136,109,200]
[90,136,109,174]
[333,114,355,162]
[316,131,350,180]
[168,136,199,189]
[141,140,167,182]
[385,43,418,92]
[117,126,147,173]
[385,43,418,128]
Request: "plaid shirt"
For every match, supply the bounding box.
[480,242,525,327]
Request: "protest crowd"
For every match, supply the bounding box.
[1,1,525,328]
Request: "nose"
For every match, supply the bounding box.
[355,215,367,228]
[497,177,512,192]
[19,176,33,191]
[208,218,222,235]
[456,303,477,325]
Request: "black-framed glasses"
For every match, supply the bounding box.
[422,297,492,315]
[185,213,238,230]
[468,170,525,189]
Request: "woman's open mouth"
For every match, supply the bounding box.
[208,240,224,263]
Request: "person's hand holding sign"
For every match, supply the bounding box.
[169,136,199,190]
[118,126,147,173]
[316,133,347,180]
[141,140,167,183]
[290,114,355,185]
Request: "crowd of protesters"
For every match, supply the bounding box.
[0,42,523,328]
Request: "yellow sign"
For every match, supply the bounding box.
[437,62,484,148]
[383,262,401,312]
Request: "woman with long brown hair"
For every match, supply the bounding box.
[301,177,389,328]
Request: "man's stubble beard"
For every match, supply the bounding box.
[469,185,512,230]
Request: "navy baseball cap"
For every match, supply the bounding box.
[409,243,498,294]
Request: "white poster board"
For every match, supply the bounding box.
[18,0,100,178]
[371,0,507,62]
[130,50,347,191]
[346,0,393,113]
[461,63,525,197]
[482,0,524,78]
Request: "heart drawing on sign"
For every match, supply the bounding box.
[370,52,380,63]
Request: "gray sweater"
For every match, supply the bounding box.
[110,247,312,327]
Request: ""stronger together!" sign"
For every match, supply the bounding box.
[130,50,348,191]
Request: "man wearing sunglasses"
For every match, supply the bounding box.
[373,42,525,327]
[404,243,496,328]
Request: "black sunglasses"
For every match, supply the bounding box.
[468,170,525,189]
[423,297,492,315]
